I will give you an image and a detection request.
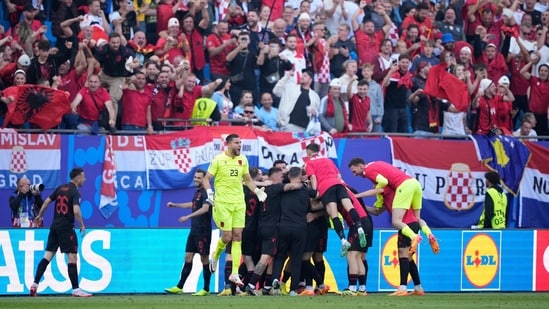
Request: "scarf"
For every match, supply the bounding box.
[325,94,349,131]
[397,70,413,89]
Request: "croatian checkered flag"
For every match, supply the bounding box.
[9,146,27,174]
[171,137,193,174]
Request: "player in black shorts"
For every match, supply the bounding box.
[240,168,262,288]
[244,167,303,296]
[300,198,330,295]
[164,169,213,296]
[341,186,373,296]
[270,167,322,296]
[31,167,91,297]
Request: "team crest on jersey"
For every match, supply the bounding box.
[443,163,475,210]
[238,160,242,166]
[171,137,192,174]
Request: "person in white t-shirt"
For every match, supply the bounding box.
[513,112,538,141]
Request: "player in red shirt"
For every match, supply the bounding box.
[355,186,426,296]
[304,143,367,256]
[347,158,439,257]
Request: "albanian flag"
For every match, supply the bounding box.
[3,85,70,130]
[424,64,470,112]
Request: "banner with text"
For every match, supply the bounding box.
[0,130,61,189]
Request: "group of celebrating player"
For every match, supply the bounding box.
[165,133,440,297]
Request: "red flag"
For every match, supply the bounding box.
[3,85,70,130]
[424,64,470,112]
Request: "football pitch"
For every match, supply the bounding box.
[1,292,548,309]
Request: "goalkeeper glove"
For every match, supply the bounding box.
[254,187,267,202]
[206,189,215,205]
[374,194,384,208]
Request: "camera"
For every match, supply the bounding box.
[30,184,45,192]
[392,59,397,65]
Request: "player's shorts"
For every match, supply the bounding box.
[393,178,423,210]
[397,221,420,248]
[241,228,260,257]
[186,233,211,256]
[259,225,278,256]
[362,215,373,249]
[321,184,350,206]
[46,227,78,254]
[305,216,328,253]
[213,202,245,231]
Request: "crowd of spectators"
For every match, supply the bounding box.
[0,0,547,139]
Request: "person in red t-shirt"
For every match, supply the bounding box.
[347,79,372,132]
[401,2,433,41]
[70,74,116,134]
[473,78,514,135]
[206,21,235,80]
[171,73,222,125]
[304,143,367,256]
[181,6,209,81]
[348,158,438,257]
[156,0,174,34]
[155,17,189,64]
[352,1,392,66]
[121,71,154,134]
[520,56,549,136]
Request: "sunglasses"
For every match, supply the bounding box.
[244,110,254,114]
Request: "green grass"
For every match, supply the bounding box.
[1,293,549,309]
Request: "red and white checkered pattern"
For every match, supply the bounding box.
[9,146,27,174]
[315,38,331,84]
[301,135,326,159]
[173,147,192,174]
[444,169,475,210]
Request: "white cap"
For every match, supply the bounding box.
[330,78,341,87]
[498,75,510,85]
[168,17,179,28]
[479,79,493,93]
[298,13,311,21]
[18,54,30,66]
[502,8,514,19]
[461,46,472,54]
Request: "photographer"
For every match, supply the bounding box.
[9,177,43,228]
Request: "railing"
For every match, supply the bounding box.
[5,122,548,141]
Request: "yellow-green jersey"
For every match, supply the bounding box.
[208,152,249,204]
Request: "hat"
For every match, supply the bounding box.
[486,43,497,49]
[14,69,26,76]
[479,79,493,93]
[168,17,180,28]
[498,76,510,86]
[461,46,472,54]
[502,8,514,19]
[298,13,311,21]
[330,78,341,87]
[441,33,455,44]
[18,54,30,66]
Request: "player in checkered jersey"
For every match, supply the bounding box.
[356,186,430,296]
[347,158,439,258]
